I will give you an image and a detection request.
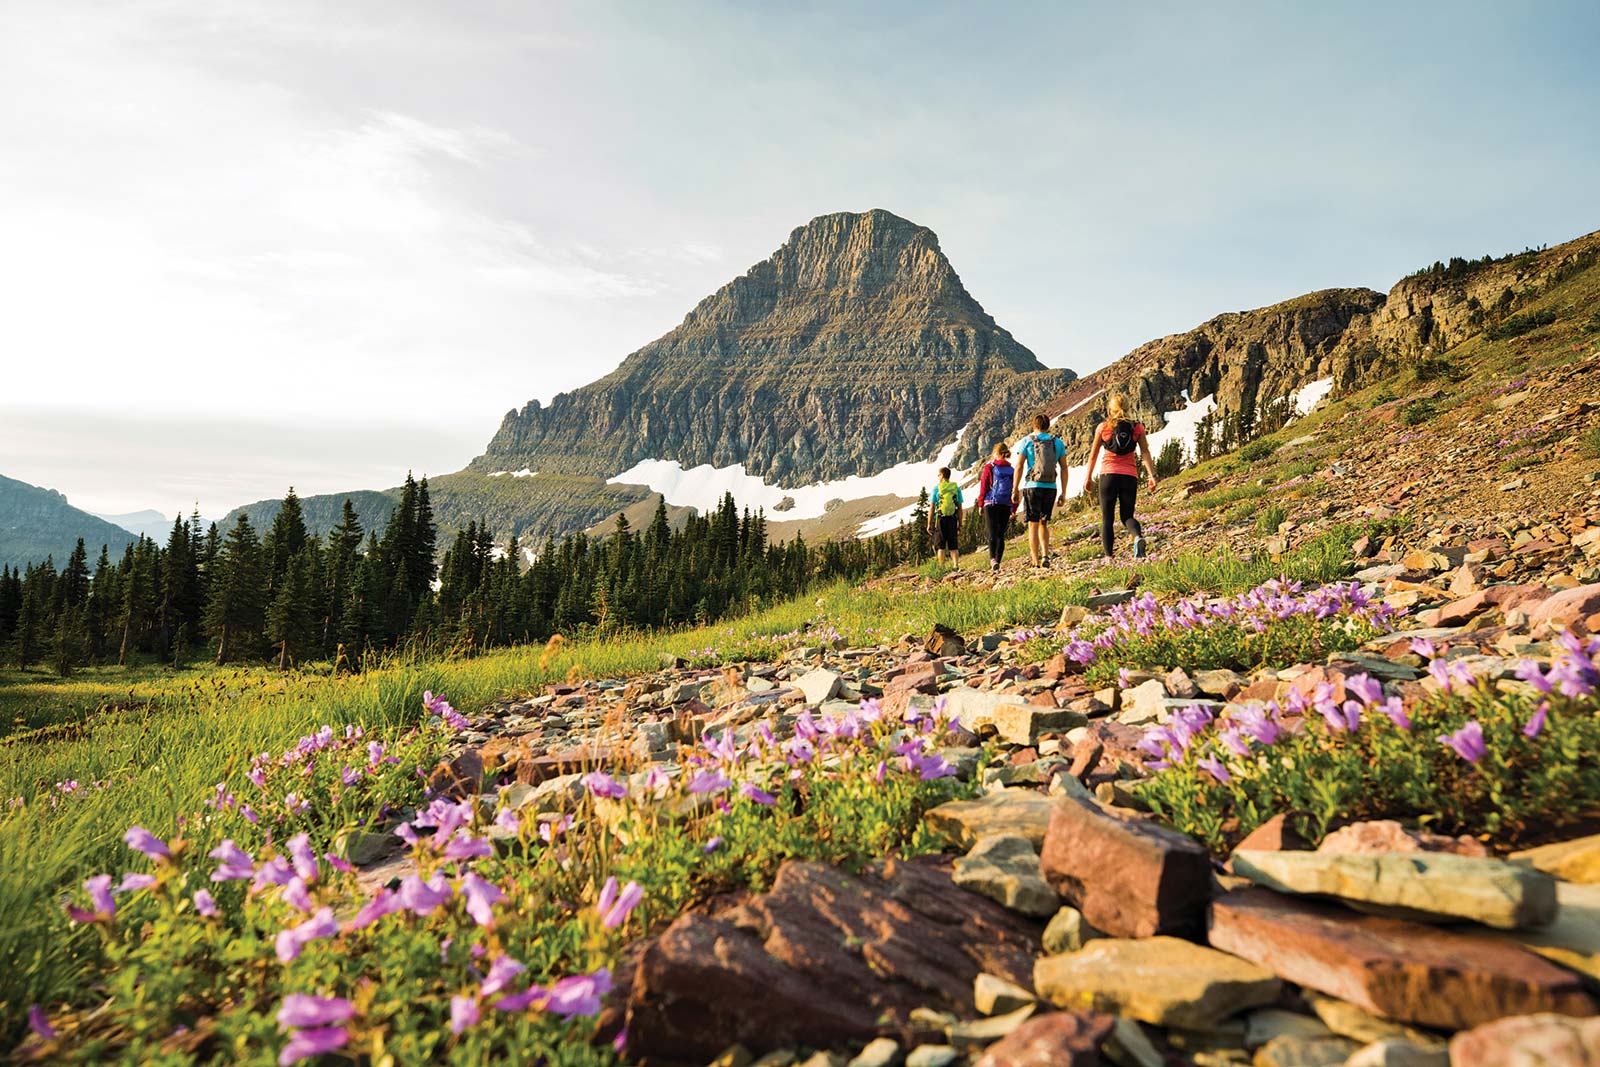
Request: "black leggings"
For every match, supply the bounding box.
[984,504,1010,562]
[1099,473,1143,556]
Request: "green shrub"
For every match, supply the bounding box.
[1412,355,1460,383]
[1237,440,1277,463]
[1255,504,1288,535]
[1585,311,1600,334]
[1400,398,1438,425]
[1224,502,1256,527]
[1585,423,1600,460]
[1155,439,1185,478]
[1488,307,1560,341]
[1191,484,1269,510]
[1132,638,1600,852]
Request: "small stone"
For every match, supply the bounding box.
[1449,1013,1600,1067]
[1230,850,1557,929]
[1251,1034,1357,1066]
[1106,1018,1163,1067]
[797,1054,846,1067]
[904,1047,959,1067]
[750,1052,798,1067]
[1086,589,1135,608]
[1342,1039,1447,1067]
[795,668,843,705]
[1042,906,1101,955]
[1317,819,1487,858]
[948,1004,1037,1049]
[953,835,1059,917]
[974,973,1036,1016]
[1032,937,1281,1029]
[337,830,395,866]
[1059,604,1090,628]
[926,790,1056,850]
[709,1045,754,1067]
[1243,1009,1332,1049]
[1303,993,1437,1047]
[848,1038,902,1067]
[928,624,967,658]
[971,1012,1116,1067]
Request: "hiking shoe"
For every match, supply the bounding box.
[1132,537,1147,559]
[990,558,1000,572]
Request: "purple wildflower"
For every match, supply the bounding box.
[124,826,172,862]
[193,890,219,918]
[450,994,479,1035]
[1196,755,1232,784]
[1216,727,1251,758]
[277,994,355,1029]
[1378,696,1411,731]
[287,834,318,883]
[399,873,453,916]
[480,954,527,998]
[543,968,613,1017]
[275,907,338,964]
[1438,721,1487,764]
[116,872,157,893]
[688,769,732,795]
[873,759,887,784]
[739,782,777,806]
[208,839,255,882]
[278,1026,348,1066]
[1344,673,1382,707]
[1523,702,1549,740]
[1515,659,1553,694]
[598,878,643,930]
[27,1005,56,1040]
[66,874,116,924]
[343,888,401,933]
[538,814,573,844]
[460,872,503,928]
[582,771,628,800]
[1409,637,1437,658]
[442,831,494,864]
[702,836,723,854]
[1232,706,1281,747]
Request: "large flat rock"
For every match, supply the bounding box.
[1514,834,1600,885]
[1231,849,1557,929]
[1209,887,1596,1031]
[1039,795,1212,938]
[1449,1012,1600,1066]
[927,789,1056,850]
[622,857,1042,1058]
[1032,936,1280,1029]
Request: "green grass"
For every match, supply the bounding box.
[1190,483,1269,510]
[1585,423,1600,460]
[1255,504,1288,535]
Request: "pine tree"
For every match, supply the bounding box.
[205,514,266,665]
[264,488,309,595]
[266,548,317,670]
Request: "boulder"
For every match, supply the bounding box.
[427,748,484,799]
[1530,584,1600,631]
[1230,850,1557,929]
[1117,679,1169,726]
[1208,887,1596,1030]
[1449,1013,1600,1067]
[1513,834,1600,884]
[986,704,1088,747]
[1193,668,1247,698]
[926,790,1056,850]
[953,835,1060,917]
[1317,819,1488,858]
[1039,795,1212,938]
[623,858,1042,1059]
[1032,936,1280,1028]
[796,668,844,705]
[970,1012,1115,1067]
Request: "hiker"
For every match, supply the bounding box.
[1083,393,1159,560]
[927,466,963,567]
[1012,414,1067,568]
[977,442,1017,571]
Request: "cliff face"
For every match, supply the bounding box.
[474,209,1074,485]
[1037,288,1387,456]
[0,474,137,570]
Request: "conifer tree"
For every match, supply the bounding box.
[205,514,266,664]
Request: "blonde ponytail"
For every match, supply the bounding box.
[1105,394,1129,426]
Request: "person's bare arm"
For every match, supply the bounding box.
[1138,437,1158,489]
[1084,438,1103,493]
[1057,440,1070,488]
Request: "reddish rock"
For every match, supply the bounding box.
[972,1012,1117,1067]
[1067,737,1104,781]
[1042,652,1069,678]
[1025,690,1058,707]
[928,624,966,658]
[1318,819,1489,858]
[1008,747,1039,766]
[1209,888,1596,1031]
[514,745,611,785]
[1242,676,1285,703]
[1467,538,1508,560]
[1232,813,1312,856]
[1290,666,1348,705]
[885,663,939,697]
[1450,1013,1600,1067]
[1532,584,1600,632]
[427,748,484,799]
[1039,796,1212,939]
[623,858,1041,1058]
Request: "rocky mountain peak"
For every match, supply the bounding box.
[473,210,1073,486]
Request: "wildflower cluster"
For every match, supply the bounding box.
[36,687,978,1065]
[1060,580,1395,683]
[1133,631,1600,852]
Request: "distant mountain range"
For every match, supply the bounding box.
[0,474,137,570]
[91,509,179,541]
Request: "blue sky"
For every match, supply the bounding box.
[1,1,1596,516]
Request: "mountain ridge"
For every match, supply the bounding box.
[0,474,138,570]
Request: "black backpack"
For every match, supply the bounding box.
[1107,420,1138,456]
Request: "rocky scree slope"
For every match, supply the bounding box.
[474,209,1073,484]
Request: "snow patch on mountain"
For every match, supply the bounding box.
[611,426,969,523]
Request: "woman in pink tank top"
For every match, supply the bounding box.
[1084,394,1159,560]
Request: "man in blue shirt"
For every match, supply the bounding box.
[1012,413,1067,568]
